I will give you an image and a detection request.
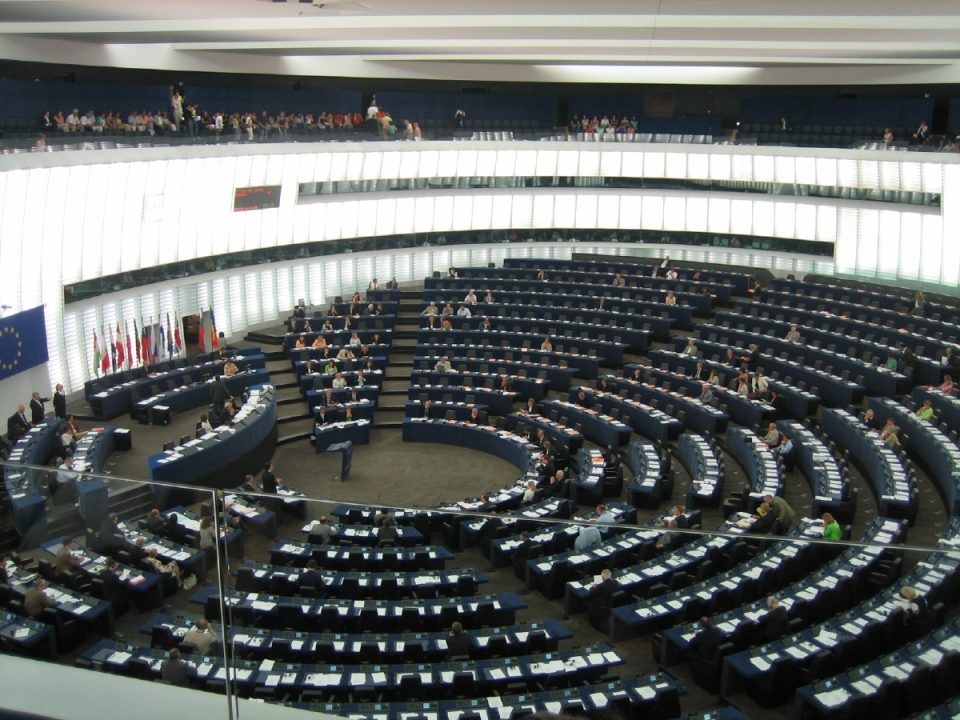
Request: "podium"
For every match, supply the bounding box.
[323,441,353,480]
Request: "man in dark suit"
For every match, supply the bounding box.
[688,616,724,660]
[750,503,777,534]
[445,621,471,660]
[29,392,48,424]
[588,568,620,627]
[761,596,789,641]
[299,559,326,595]
[99,558,125,605]
[97,513,125,553]
[53,384,67,420]
[7,405,31,443]
[260,463,279,494]
[161,648,197,687]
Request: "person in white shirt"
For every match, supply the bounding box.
[463,290,478,305]
[785,325,801,343]
[540,336,553,352]
[184,617,218,655]
[521,481,538,504]
[761,422,780,446]
[65,109,81,131]
[331,373,347,390]
[434,356,453,373]
[682,338,698,357]
[457,305,471,318]
[752,370,768,396]
[348,332,362,347]
[421,302,438,317]
[666,269,678,280]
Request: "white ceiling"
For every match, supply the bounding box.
[1,0,958,85]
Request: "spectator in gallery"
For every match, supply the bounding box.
[785,325,802,342]
[664,290,677,306]
[457,304,471,318]
[454,108,466,128]
[913,119,930,145]
[779,116,790,131]
[463,289,478,305]
[483,290,494,303]
[682,338,698,357]
[882,127,894,145]
[912,291,925,315]
[612,273,626,288]
[916,399,935,422]
[421,301,438,317]
[540,335,553,352]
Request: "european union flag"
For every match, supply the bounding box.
[0,306,49,382]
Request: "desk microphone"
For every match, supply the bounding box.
[0,305,10,309]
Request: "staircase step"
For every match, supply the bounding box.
[274,380,300,389]
[277,396,303,406]
[245,331,285,346]
[373,420,406,430]
[278,412,311,424]
[277,431,313,446]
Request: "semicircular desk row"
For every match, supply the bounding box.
[147,385,277,490]
[5,420,124,537]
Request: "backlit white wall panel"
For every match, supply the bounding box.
[0,140,956,400]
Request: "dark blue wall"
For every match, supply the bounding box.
[740,96,934,127]
[372,89,554,124]
[0,77,361,118]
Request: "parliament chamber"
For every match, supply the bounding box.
[1,4,960,720]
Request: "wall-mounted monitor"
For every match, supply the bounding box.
[233,185,281,212]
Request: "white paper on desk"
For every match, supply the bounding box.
[281,672,298,685]
[260,659,275,671]
[74,604,92,614]
[506,666,523,678]
[852,680,875,695]
[265,674,281,687]
[637,686,656,700]
[234,669,253,681]
[919,648,943,665]
[197,663,214,676]
[817,688,851,708]
[785,645,808,660]
[213,667,227,680]
[371,672,386,683]
[489,668,506,680]
[107,651,132,664]
[349,672,367,685]
[883,665,908,680]
[252,601,277,611]
[290,640,304,650]
[487,696,503,708]
[750,656,771,671]
[589,692,609,707]
[441,671,455,683]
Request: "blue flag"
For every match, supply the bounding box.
[0,306,49,382]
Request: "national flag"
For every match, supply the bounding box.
[124,321,133,370]
[173,317,182,353]
[134,319,142,366]
[100,327,110,375]
[109,326,118,373]
[198,312,206,353]
[156,321,165,361]
[210,308,220,349]
[166,313,175,358]
[141,321,151,366]
[115,322,125,368]
[93,329,102,376]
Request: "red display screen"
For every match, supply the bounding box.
[233,185,282,211]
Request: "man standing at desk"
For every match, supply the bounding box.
[30,392,48,424]
[260,463,279,494]
[53,383,67,420]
